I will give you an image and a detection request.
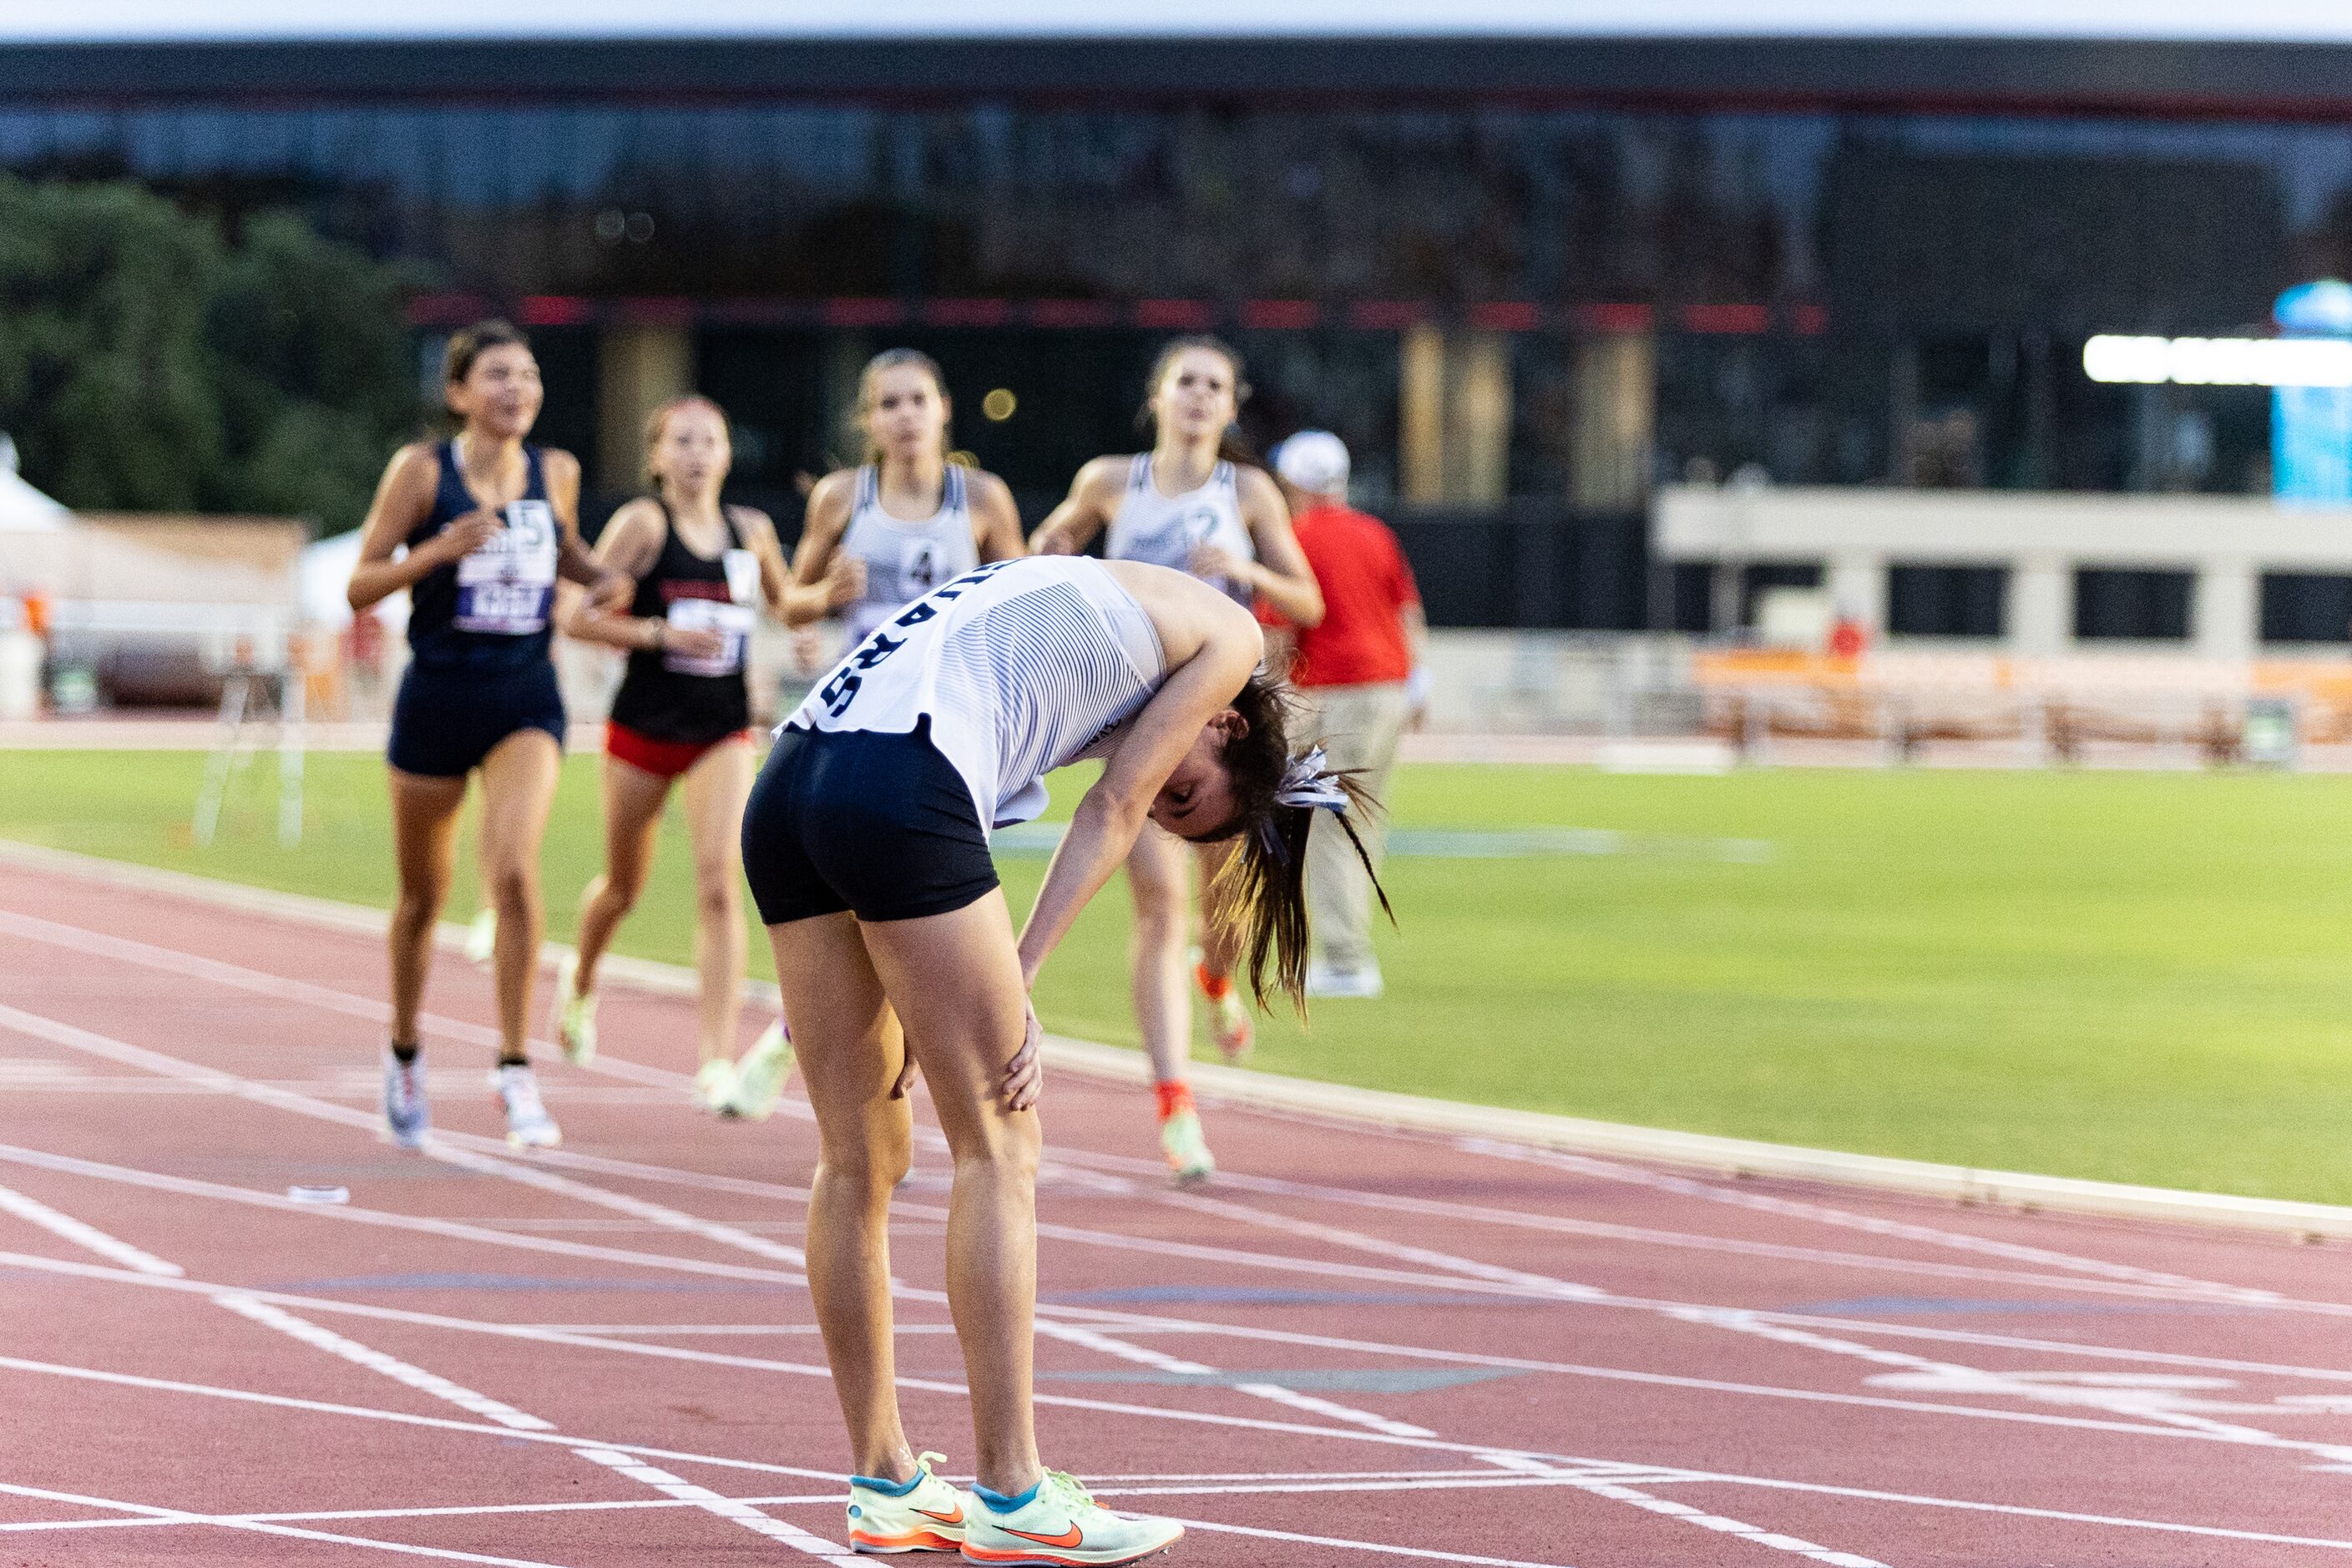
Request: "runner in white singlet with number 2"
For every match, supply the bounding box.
[1029,336,1325,1182]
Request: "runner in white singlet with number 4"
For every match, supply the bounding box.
[784,348,1025,645]
[1030,336,1324,1181]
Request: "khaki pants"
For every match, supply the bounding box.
[1294,680,1409,973]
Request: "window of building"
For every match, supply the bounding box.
[2259,574,2352,645]
[1888,565,2006,636]
[2073,569,2192,640]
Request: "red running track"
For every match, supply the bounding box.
[3,855,2352,1566]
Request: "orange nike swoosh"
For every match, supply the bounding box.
[916,1503,964,1525]
[1003,1524,1083,1548]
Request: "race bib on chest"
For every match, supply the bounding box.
[453,500,558,635]
[664,597,755,677]
[722,548,761,607]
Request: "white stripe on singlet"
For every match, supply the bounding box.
[784,556,1164,829]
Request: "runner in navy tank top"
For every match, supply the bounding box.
[347,320,630,1154]
[555,396,795,1115]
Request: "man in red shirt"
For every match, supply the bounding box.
[1267,432,1427,999]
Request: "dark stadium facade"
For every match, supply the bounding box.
[9,34,2352,630]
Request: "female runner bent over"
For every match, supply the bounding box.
[741,554,1381,1564]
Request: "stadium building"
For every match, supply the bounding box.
[10,6,2352,641]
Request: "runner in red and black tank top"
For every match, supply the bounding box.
[559,396,793,1115]
[606,498,756,758]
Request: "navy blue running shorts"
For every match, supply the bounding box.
[741,717,999,926]
[387,659,566,778]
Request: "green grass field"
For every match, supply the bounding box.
[6,747,2352,1203]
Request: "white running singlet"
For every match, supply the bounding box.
[838,463,982,642]
[785,556,1166,831]
[1104,453,1254,604]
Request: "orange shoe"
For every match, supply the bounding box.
[1193,961,1252,1060]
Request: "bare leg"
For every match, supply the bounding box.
[574,755,671,996]
[477,730,563,1062]
[770,910,918,1483]
[679,736,754,1065]
[1192,837,1243,982]
[860,889,1043,1496]
[1124,825,1193,1086]
[387,768,467,1048]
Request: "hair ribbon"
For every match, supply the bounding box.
[1272,746,1350,813]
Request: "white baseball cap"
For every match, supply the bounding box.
[1273,430,1350,495]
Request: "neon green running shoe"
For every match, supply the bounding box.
[463,908,497,967]
[726,1019,794,1120]
[846,1450,965,1555]
[692,1057,739,1115]
[1157,1109,1215,1186]
[552,951,596,1066]
[960,1469,1182,1566]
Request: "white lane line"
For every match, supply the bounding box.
[0,969,813,1272]
[1684,1468,2352,1553]
[1462,1139,2282,1302]
[569,1448,862,1565]
[1483,1454,1887,1568]
[11,1339,2342,1555]
[0,1178,180,1276]
[26,1246,2352,1483]
[45,993,2309,1457]
[0,1480,578,1566]
[1147,1513,1576,1566]
[1028,1135,2327,1312]
[14,1149,2351,1473]
[1035,1318,1435,1439]
[0,1136,805,1286]
[212,1293,554,1431]
[6,902,2319,1318]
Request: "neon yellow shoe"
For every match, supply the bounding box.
[726,1019,794,1120]
[553,951,596,1066]
[847,1450,966,1555]
[960,1469,1182,1565]
[1157,1109,1215,1186]
[463,908,497,967]
[692,1057,739,1115]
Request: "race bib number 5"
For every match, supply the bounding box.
[453,500,559,635]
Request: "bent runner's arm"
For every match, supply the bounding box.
[1014,588,1262,987]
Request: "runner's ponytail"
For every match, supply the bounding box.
[1200,671,1391,1009]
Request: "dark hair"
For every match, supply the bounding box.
[1196,670,1392,1009]
[1137,335,1261,470]
[440,320,534,427]
[853,347,952,467]
[443,319,530,391]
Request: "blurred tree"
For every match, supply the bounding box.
[0,176,422,528]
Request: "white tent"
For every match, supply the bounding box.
[299,527,408,635]
[0,438,68,531]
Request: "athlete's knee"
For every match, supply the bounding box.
[486,860,538,917]
[818,1137,910,1206]
[949,1112,1039,1190]
[1129,902,1186,954]
[692,865,739,924]
[592,870,643,918]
